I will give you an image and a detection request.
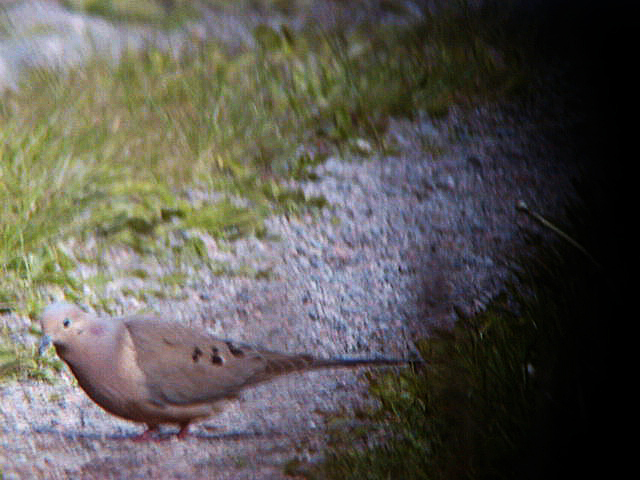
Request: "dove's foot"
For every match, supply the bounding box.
[176,422,190,439]
[132,425,162,442]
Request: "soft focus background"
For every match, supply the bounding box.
[1,1,626,478]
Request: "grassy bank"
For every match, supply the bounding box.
[307,216,611,478]
[302,2,621,478]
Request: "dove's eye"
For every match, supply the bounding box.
[63,318,71,328]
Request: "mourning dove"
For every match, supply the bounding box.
[38,302,411,440]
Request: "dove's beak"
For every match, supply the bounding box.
[39,334,52,356]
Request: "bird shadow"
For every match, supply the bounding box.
[30,424,329,442]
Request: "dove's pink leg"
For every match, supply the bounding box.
[176,422,190,439]
[132,424,160,442]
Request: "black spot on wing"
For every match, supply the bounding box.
[192,347,202,362]
[225,341,245,358]
[211,346,224,365]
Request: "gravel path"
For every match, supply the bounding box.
[1,1,584,478]
[1,102,580,479]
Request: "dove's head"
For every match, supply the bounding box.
[39,302,97,358]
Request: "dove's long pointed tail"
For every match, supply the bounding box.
[246,352,422,386]
[310,356,420,369]
[258,353,420,379]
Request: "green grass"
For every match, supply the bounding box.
[1,2,524,309]
[0,325,65,382]
[60,0,198,26]
[303,224,609,479]
[285,4,612,479]
[0,2,527,380]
